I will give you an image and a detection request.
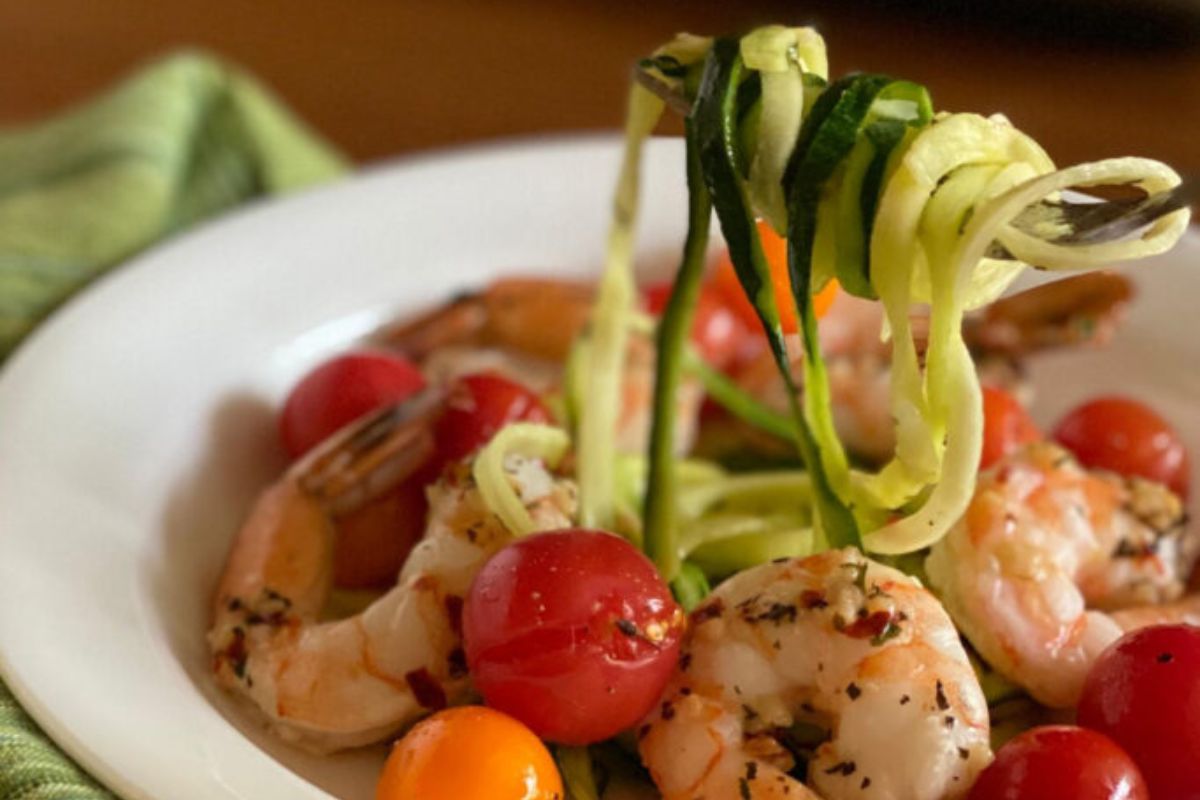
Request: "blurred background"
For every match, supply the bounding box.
[3,0,1198,173]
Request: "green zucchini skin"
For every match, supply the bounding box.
[642,122,712,581]
[692,38,860,550]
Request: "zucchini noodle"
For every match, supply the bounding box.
[587,25,1190,567]
[472,423,571,537]
[575,82,662,530]
[576,34,712,531]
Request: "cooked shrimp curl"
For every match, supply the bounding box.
[208,394,577,753]
[639,548,991,800]
[926,442,1193,709]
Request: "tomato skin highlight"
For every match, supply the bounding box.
[967,725,1148,800]
[433,372,551,463]
[279,350,426,459]
[980,386,1041,470]
[463,529,684,745]
[375,705,562,800]
[1078,624,1200,800]
[1053,395,1190,498]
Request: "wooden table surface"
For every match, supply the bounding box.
[3,0,1198,177]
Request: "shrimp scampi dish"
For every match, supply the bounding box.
[208,23,1197,800]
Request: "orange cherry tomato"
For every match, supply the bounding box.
[376,706,563,800]
[711,219,839,334]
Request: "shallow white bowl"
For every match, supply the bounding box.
[0,136,1195,799]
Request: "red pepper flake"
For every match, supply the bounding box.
[444,595,464,637]
[842,610,893,640]
[405,667,447,710]
[690,597,725,624]
[220,627,248,679]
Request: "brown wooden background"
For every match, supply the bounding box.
[3,0,1198,176]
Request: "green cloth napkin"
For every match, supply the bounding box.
[0,51,347,797]
[0,50,348,361]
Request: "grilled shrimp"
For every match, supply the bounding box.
[926,442,1193,709]
[208,395,577,752]
[378,277,703,454]
[732,273,1132,463]
[639,548,991,800]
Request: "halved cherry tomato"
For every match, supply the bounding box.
[980,386,1041,470]
[967,725,1148,800]
[642,280,750,370]
[433,373,551,464]
[1053,395,1190,498]
[279,350,426,459]
[1078,624,1200,800]
[463,529,684,745]
[376,705,562,800]
[710,219,839,334]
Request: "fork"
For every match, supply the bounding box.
[634,68,1195,249]
[1007,179,1196,246]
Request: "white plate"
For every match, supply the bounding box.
[0,136,1196,800]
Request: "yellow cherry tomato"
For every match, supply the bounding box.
[712,219,840,333]
[376,706,564,800]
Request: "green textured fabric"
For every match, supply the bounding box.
[0,50,348,360]
[0,52,348,796]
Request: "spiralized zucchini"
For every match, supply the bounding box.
[584,24,1190,567]
[473,423,571,537]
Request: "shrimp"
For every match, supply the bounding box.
[638,548,991,800]
[377,276,703,455]
[208,394,577,753]
[925,441,1193,709]
[729,273,1133,464]
[380,277,594,364]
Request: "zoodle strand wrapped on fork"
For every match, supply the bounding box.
[577,26,1191,582]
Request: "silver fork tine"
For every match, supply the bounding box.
[1051,179,1196,245]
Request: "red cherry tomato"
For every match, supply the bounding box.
[463,529,685,745]
[434,373,551,463]
[333,470,430,589]
[1078,624,1200,799]
[643,280,750,370]
[1053,395,1190,498]
[967,725,1148,800]
[279,350,426,459]
[980,386,1041,470]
